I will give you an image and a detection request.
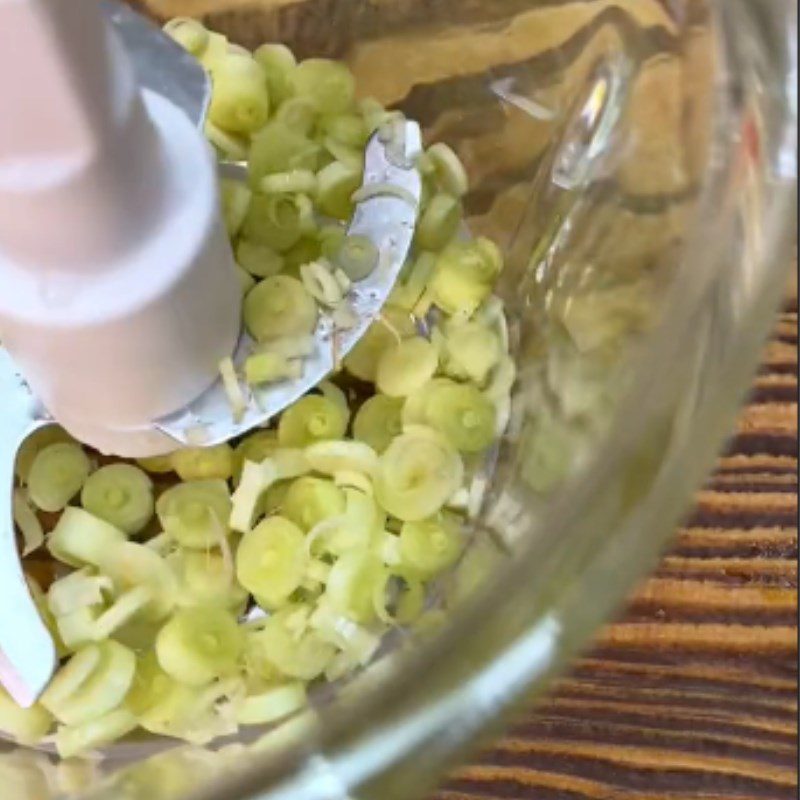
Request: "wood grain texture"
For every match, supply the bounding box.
[434,299,798,800]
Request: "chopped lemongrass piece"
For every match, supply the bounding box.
[245,352,302,386]
[135,454,174,474]
[15,425,75,484]
[163,17,209,55]
[300,260,344,307]
[236,240,284,278]
[236,683,307,726]
[219,357,247,423]
[13,488,43,555]
[415,193,461,252]
[237,265,256,295]
[275,97,316,134]
[321,136,362,169]
[48,508,127,568]
[157,480,232,550]
[256,335,316,359]
[244,275,317,342]
[353,394,404,453]
[230,459,278,533]
[28,442,91,513]
[0,687,52,745]
[290,58,355,115]
[332,302,359,330]
[55,708,137,759]
[350,182,418,208]
[92,585,153,640]
[171,444,234,482]
[400,515,464,577]
[205,119,249,160]
[47,570,111,617]
[333,470,373,495]
[375,427,463,522]
[426,142,469,197]
[343,307,416,382]
[278,395,348,447]
[332,235,379,281]
[283,477,345,532]
[156,607,243,687]
[236,516,307,608]
[304,440,379,477]
[220,179,253,238]
[375,337,438,398]
[316,161,362,220]
[260,169,317,195]
[80,463,154,535]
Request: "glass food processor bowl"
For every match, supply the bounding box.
[2,0,796,798]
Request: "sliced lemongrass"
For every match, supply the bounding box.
[49,641,136,726]
[260,169,317,195]
[282,476,345,532]
[350,182,418,208]
[55,708,137,759]
[135,454,174,474]
[400,515,463,577]
[352,394,404,454]
[48,508,127,568]
[316,161,362,220]
[249,122,319,185]
[245,352,301,386]
[236,516,307,608]
[309,601,380,664]
[208,53,270,134]
[333,470,373,495]
[15,426,75,484]
[300,260,344,307]
[220,179,253,238]
[426,142,469,197]
[275,97,316,134]
[233,430,278,480]
[343,307,416,383]
[278,395,348,448]
[237,265,256,295]
[97,541,178,622]
[80,463,154,535]
[56,607,100,651]
[321,136,362,170]
[332,301,359,331]
[244,275,317,342]
[236,683,307,726]
[175,550,248,611]
[92,585,153,640]
[40,644,101,714]
[197,30,228,72]
[156,607,243,687]
[27,442,91,513]
[156,479,232,550]
[484,355,517,402]
[254,43,297,107]
[304,440,378,477]
[13,488,43,556]
[332,234,379,281]
[290,58,355,115]
[421,382,496,453]
[247,607,335,681]
[429,240,499,317]
[236,240,284,278]
[163,17,209,55]
[205,119,249,160]
[375,426,463,521]
[390,251,436,311]
[415,193,461,252]
[440,319,501,385]
[375,337,438,398]
[145,532,175,556]
[171,444,234,482]
[0,687,52,745]
[318,223,346,259]
[47,569,111,617]
[325,551,385,624]
[219,357,247,423]
[256,334,316,360]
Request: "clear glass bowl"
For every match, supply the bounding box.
[1,1,795,797]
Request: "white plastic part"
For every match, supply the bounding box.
[0,0,241,456]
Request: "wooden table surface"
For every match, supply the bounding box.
[434,298,798,800]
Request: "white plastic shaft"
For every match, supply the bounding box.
[0,0,241,456]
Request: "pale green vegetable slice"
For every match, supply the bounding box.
[343,307,416,383]
[316,161,362,220]
[282,477,345,532]
[275,96,316,134]
[46,641,136,726]
[254,43,296,106]
[332,234,379,281]
[429,239,502,317]
[230,459,279,533]
[260,169,317,195]
[236,516,307,609]
[0,688,52,745]
[425,142,469,197]
[55,708,137,759]
[136,454,174,474]
[171,444,234,481]
[236,240,284,278]
[157,480,232,550]
[290,58,355,115]
[439,319,501,385]
[236,683,307,726]
[246,607,335,681]
[207,53,270,134]
[419,382,496,453]
[249,121,319,185]
[245,352,301,386]
[415,193,461,252]
[244,276,317,342]
[27,442,90,512]
[325,551,385,623]
[163,17,209,55]
[96,541,178,622]
[278,395,348,447]
[205,120,249,160]
[375,337,438,397]
[233,431,279,481]
[310,488,381,557]
[15,425,74,483]
[12,489,43,555]
[237,265,256,295]
[92,586,153,640]
[47,569,111,617]
[156,608,243,687]
[390,251,437,311]
[375,427,463,521]
[174,551,248,611]
[320,113,367,147]
[220,178,252,238]
[48,507,127,568]
[56,606,100,651]
[300,260,344,307]
[309,600,380,664]
[242,192,315,252]
[352,394,404,453]
[40,644,101,713]
[304,440,379,477]
[399,514,464,577]
[80,464,154,535]
[219,357,246,423]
